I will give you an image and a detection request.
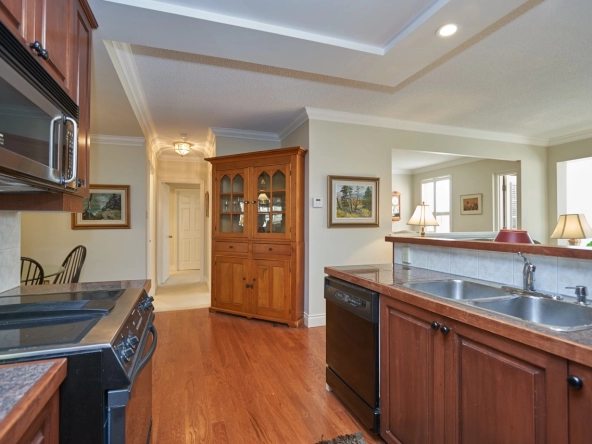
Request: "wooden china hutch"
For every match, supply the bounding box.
[206,147,307,327]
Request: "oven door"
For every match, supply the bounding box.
[107,320,157,444]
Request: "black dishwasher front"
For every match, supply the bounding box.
[324,276,380,433]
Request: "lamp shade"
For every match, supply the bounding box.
[407,202,439,227]
[494,229,534,244]
[550,214,592,245]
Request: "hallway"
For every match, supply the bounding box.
[154,270,210,312]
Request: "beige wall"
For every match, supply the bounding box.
[411,159,520,233]
[0,212,20,292]
[547,137,592,244]
[21,143,148,282]
[216,136,279,156]
[304,119,547,323]
[391,174,413,232]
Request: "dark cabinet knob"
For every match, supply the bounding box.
[229,245,233,249]
[567,375,583,390]
[430,321,441,330]
[440,326,451,335]
[269,247,273,251]
[251,201,256,204]
[40,49,50,60]
[29,41,42,53]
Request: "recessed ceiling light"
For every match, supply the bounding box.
[437,24,458,38]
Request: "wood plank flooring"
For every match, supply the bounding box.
[152,309,385,444]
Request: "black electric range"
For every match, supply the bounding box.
[0,286,156,444]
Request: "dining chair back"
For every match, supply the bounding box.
[54,245,87,284]
[21,257,45,285]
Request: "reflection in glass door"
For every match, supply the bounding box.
[219,173,244,233]
[257,169,286,234]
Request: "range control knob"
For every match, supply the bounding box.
[119,345,135,362]
[139,296,155,311]
[126,334,139,348]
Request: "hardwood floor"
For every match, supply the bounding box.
[152,309,384,444]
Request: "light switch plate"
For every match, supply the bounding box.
[402,246,411,264]
[313,198,323,208]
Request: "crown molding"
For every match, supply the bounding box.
[304,107,549,147]
[548,128,592,147]
[90,134,145,146]
[211,127,280,142]
[278,108,309,141]
[104,40,162,155]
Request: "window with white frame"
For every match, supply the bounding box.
[495,172,518,230]
[421,176,451,233]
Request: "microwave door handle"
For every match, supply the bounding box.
[62,116,78,185]
[48,116,63,183]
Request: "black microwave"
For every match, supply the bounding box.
[0,21,79,193]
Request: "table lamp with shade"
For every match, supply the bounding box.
[407,202,439,236]
[550,214,592,246]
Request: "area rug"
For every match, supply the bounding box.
[315,431,367,444]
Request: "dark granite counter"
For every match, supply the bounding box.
[0,279,151,297]
[0,359,66,441]
[325,263,592,367]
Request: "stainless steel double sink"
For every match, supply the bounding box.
[402,279,592,332]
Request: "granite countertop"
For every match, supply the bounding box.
[0,362,54,422]
[0,359,67,439]
[324,263,592,367]
[0,279,151,297]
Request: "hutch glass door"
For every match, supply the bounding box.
[218,172,245,235]
[253,166,289,238]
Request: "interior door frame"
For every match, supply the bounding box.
[157,178,205,284]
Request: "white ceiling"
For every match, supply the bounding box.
[87,0,592,161]
[391,149,470,174]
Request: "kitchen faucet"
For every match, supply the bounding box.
[518,252,536,291]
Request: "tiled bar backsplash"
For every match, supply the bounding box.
[393,242,592,297]
[0,212,20,293]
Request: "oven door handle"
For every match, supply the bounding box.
[134,324,157,379]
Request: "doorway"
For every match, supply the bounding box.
[157,180,205,285]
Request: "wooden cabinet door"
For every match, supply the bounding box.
[251,164,291,241]
[29,0,72,94]
[213,255,248,313]
[0,0,26,38]
[214,169,249,238]
[444,321,568,444]
[380,297,445,444]
[70,0,91,194]
[251,258,291,320]
[568,361,592,444]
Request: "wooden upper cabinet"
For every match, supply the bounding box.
[32,0,72,94]
[0,0,25,38]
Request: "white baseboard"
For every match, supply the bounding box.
[304,313,326,328]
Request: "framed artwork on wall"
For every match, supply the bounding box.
[460,193,483,215]
[72,185,131,229]
[391,191,401,221]
[327,175,380,228]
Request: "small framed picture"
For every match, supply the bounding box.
[72,185,130,229]
[328,175,379,228]
[460,193,482,215]
[391,191,401,221]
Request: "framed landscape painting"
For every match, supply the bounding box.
[460,193,482,215]
[72,185,130,229]
[328,176,379,228]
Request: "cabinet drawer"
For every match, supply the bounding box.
[252,243,292,256]
[215,241,248,253]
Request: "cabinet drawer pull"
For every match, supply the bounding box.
[229,245,233,249]
[440,325,451,335]
[269,247,273,251]
[567,375,583,390]
[430,322,440,330]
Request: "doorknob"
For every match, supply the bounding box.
[168,235,173,238]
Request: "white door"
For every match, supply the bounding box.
[177,189,201,270]
[162,183,171,283]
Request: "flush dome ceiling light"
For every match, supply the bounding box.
[173,134,192,157]
[437,23,458,37]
